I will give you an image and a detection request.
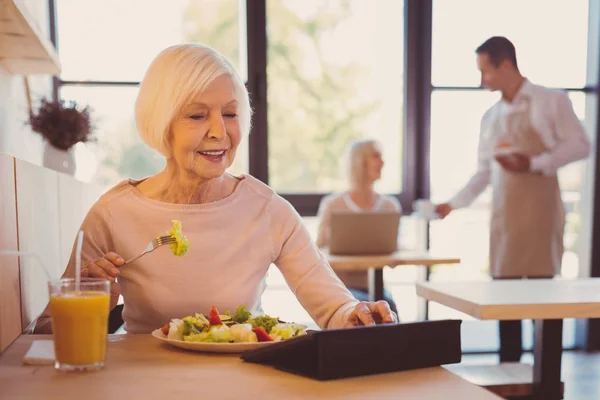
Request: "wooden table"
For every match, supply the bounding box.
[0,334,502,399]
[416,278,600,400]
[324,249,460,319]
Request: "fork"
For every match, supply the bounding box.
[124,236,177,265]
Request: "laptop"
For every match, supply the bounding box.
[329,211,401,255]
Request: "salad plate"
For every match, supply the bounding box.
[151,305,307,354]
[151,329,273,353]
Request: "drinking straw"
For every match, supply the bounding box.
[75,230,84,292]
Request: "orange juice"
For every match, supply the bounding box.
[49,291,110,368]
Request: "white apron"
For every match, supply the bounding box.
[489,99,565,278]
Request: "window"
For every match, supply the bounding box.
[55,0,404,203]
[428,0,592,351]
[266,0,404,194]
[429,91,588,283]
[55,0,248,185]
[57,0,244,81]
[59,86,158,185]
[432,0,590,88]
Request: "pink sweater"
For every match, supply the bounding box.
[54,175,358,333]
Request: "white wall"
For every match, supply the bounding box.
[0,1,53,165]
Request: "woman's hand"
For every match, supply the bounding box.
[81,252,124,282]
[344,301,398,327]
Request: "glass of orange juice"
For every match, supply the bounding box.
[48,278,111,371]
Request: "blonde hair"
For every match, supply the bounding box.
[346,139,379,187]
[135,44,252,157]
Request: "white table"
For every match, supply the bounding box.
[416,278,600,400]
[0,334,503,399]
[324,249,460,318]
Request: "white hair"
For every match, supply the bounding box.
[346,139,379,187]
[135,44,252,157]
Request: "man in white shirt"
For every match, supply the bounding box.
[435,36,591,362]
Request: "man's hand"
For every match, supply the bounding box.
[435,203,453,219]
[495,152,530,173]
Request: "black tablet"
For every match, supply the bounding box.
[241,319,462,380]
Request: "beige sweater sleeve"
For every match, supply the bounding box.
[33,200,121,333]
[269,194,357,329]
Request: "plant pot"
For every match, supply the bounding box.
[43,141,76,176]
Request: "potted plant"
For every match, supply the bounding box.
[28,98,94,175]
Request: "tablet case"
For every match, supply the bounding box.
[241,319,462,380]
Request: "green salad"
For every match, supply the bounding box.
[160,305,307,343]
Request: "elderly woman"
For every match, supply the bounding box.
[33,44,396,334]
[316,139,401,314]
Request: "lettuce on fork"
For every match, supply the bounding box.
[166,220,190,256]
